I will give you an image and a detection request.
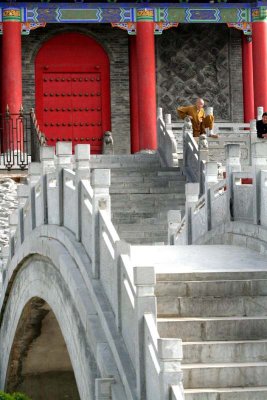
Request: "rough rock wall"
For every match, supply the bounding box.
[0,179,18,253]
[156,24,243,122]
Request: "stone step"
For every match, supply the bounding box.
[182,362,267,389]
[111,193,185,201]
[110,184,185,195]
[182,339,267,364]
[110,167,182,175]
[117,230,168,244]
[111,171,184,180]
[157,295,267,317]
[156,270,267,283]
[155,279,267,298]
[184,387,267,400]
[116,223,168,232]
[157,316,267,341]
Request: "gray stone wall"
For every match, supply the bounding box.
[156,24,244,123]
[22,23,130,154]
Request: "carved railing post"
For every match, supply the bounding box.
[157,107,163,120]
[133,266,156,399]
[91,169,111,278]
[252,141,267,224]
[250,119,258,162]
[205,162,218,231]
[158,338,183,400]
[95,378,114,400]
[56,142,73,171]
[257,106,264,121]
[75,144,90,241]
[185,183,199,244]
[40,146,56,175]
[225,144,241,221]
[168,210,182,245]
[198,134,209,196]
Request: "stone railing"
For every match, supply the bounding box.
[3,142,184,400]
[169,141,267,250]
[161,111,258,168]
[157,108,179,167]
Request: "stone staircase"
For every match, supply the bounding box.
[154,247,267,400]
[90,153,186,244]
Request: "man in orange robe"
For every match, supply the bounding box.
[177,98,216,138]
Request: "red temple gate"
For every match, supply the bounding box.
[35,32,111,154]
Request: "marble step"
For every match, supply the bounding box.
[117,230,168,245]
[155,279,267,298]
[157,295,267,317]
[110,184,185,194]
[156,270,267,283]
[157,316,267,341]
[182,339,267,364]
[184,387,267,400]
[182,362,267,389]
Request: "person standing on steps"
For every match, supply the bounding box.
[256,112,267,138]
[177,98,218,138]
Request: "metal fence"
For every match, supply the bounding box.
[0,108,45,170]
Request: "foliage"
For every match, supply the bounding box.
[12,394,31,400]
[0,393,31,400]
[0,392,13,400]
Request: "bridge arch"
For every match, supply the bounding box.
[0,226,127,400]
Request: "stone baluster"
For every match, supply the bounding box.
[1,246,10,278]
[165,113,172,128]
[91,169,111,278]
[16,183,29,247]
[75,144,90,241]
[251,141,267,224]
[225,144,241,221]
[157,107,163,120]
[95,378,114,400]
[167,210,182,245]
[250,119,258,160]
[54,142,73,226]
[40,146,56,174]
[133,266,156,399]
[27,163,42,231]
[257,106,264,121]
[185,183,199,244]
[199,135,209,196]
[56,142,73,171]
[205,162,219,230]
[158,338,183,400]
[28,162,41,187]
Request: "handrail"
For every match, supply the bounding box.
[4,143,184,400]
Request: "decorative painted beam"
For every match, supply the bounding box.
[0,3,265,24]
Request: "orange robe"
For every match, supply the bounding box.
[177,105,214,137]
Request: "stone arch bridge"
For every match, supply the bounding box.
[1,139,267,400]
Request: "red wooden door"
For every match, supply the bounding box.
[35,33,110,154]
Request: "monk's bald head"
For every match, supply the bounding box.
[196,98,205,110]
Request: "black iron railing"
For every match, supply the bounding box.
[0,107,46,170]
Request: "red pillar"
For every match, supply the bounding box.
[136,10,157,151]
[2,14,22,114]
[252,22,267,114]
[242,34,254,122]
[129,36,140,153]
[1,9,22,152]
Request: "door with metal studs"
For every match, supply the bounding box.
[35,32,111,154]
[42,72,102,152]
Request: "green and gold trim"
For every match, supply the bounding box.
[136,9,154,22]
[252,6,267,22]
[3,8,21,22]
